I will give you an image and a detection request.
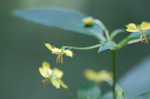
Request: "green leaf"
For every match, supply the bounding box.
[78,82,102,99]
[98,40,117,53]
[115,30,150,50]
[128,30,150,43]
[13,8,105,40]
[103,57,150,99]
[128,30,150,39]
[135,90,150,99]
[116,56,150,98]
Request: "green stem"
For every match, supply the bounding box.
[63,44,101,50]
[94,19,110,40]
[112,50,116,99]
[110,29,125,40]
[101,22,110,40]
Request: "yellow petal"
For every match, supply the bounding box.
[84,69,99,82]
[39,67,52,78]
[53,68,64,78]
[85,69,112,83]
[51,79,61,89]
[97,70,112,82]
[51,48,62,54]
[39,62,52,78]
[42,61,50,68]
[44,43,63,55]
[59,80,68,88]
[45,43,53,51]
[141,21,150,30]
[126,23,138,32]
[64,50,73,57]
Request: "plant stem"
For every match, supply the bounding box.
[112,50,116,99]
[94,19,110,40]
[63,44,101,50]
[110,29,125,40]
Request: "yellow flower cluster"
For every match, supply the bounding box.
[126,22,150,43]
[39,61,68,89]
[84,69,112,83]
[45,43,73,64]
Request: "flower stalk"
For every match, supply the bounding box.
[94,19,110,40]
[62,44,101,50]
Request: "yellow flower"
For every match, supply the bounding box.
[126,22,150,43]
[44,43,73,64]
[126,23,138,32]
[45,43,63,55]
[64,50,73,57]
[45,43,53,51]
[39,62,68,89]
[84,69,112,83]
[53,68,63,78]
[50,68,68,88]
[39,61,52,78]
[97,70,112,82]
[141,22,150,30]
[84,69,98,82]
[83,17,94,27]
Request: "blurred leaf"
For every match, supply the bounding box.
[135,90,150,99]
[127,30,150,43]
[128,32,141,39]
[78,82,102,99]
[128,30,150,39]
[13,8,105,40]
[104,56,150,99]
[98,40,117,53]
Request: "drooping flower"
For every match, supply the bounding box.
[126,22,150,43]
[84,69,112,83]
[45,43,73,64]
[39,61,68,89]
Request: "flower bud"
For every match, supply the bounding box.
[83,17,94,27]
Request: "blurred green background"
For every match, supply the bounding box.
[1,0,150,99]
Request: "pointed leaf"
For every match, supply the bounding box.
[127,30,150,44]
[13,8,105,40]
[128,30,150,39]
